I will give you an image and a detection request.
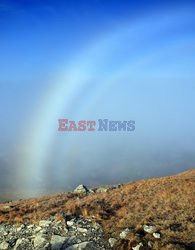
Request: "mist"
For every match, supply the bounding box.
[0,0,195,201]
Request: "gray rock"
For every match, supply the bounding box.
[120,228,131,239]
[7,237,17,247]
[33,235,48,249]
[108,238,117,247]
[88,189,95,193]
[39,228,49,235]
[148,241,153,248]
[0,241,9,250]
[77,228,88,234]
[67,220,75,227]
[0,216,110,250]
[16,225,25,232]
[14,238,31,250]
[93,222,101,230]
[132,242,143,250]
[39,220,52,228]
[3,206,10,210]
[153,232,161,239]
[65,241,94,250]
[96,187,109,193]
[34,226,42,233]
[27,225,34,229]
[74,185,89,194]
[143,225,156,234]
[50,235,67,250]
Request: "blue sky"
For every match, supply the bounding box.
[0,0,195,200]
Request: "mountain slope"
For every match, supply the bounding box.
[0,169,194,249]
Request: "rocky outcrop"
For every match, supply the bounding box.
[0,216,111,250]
[1,217,184,250]
[73,185,89,194]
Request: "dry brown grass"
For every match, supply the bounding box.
[0,169,194,249]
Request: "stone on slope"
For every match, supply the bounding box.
[74,185,89,194]
[143,225,156,234]
[14,238,31,250]
[120,228,131,239]
[108,238,117,247]
[65,241,95,250]
[0,241,9,250]
[39,220,52,228]
[153,232,161,239]
[132,242,143,250]
[50,235,68,250]
[96,187,109,193]
[33,235,48,249]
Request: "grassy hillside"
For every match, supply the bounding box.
[0,169,194,249]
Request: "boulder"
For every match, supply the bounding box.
[74,185,89,194]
